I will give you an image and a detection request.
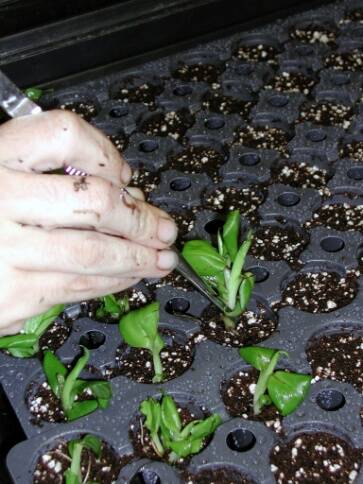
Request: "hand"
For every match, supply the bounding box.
[0,110,178,335]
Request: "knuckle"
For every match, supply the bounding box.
[71,236,104,269]
[90,179,117,215]
[68,275,95,293]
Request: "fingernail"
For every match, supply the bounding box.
[157,250,179,270]
[158,217,178,245]
[121,163,132,184]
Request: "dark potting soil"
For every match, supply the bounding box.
[202,91,254,117]
[201,304,277,348]
[184,466,255,484]
[139,109,195,141]
[112,81,164,108]
[108,132,129,153]
[146,271,195,292]
[105,328,194,383]
[234,44,279,64]
[340,7,363,23]
[129,404,208,463]
[202,185,265,221]
[272,161,330,189]
[33,439,128,484]
[234,125,290,156]
[130,168,160,196]
[339,141,363,161]
[307,330,363,393]
[270,432,362,483]
[312,203,363,231]
[167,145,226,179]
[169,207,198,240]
[265,72,316,95]
[59,101,98,121]
[281,270,358,313]
[249,223,308,263]
[221,368,283,433]
[173,63,224,83]
[325,51,363,71]
[288,25,337,45]
[38,320,71,354]
[299,101,353,128]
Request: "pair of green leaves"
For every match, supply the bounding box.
[65,434,101,484]
[182,210,255,326]
[43,346,112,421]
[0,305,64,358]
[140,394,222,462]
[96,294,129,320]
[119,302,165,383]
[239,346,311,416]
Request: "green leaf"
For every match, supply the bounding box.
[66,400,99,421]
[86,381,112,407]
[82,434,102,458]
[188,414,222,439]
[140,398,164,456]
[24,304,64,336]
[43,350,67,397]
[97,295,129,319]
[169,437,205,459]
[119,302,160,351]
[64,468,79,484]
[0,334,39,357]
[222,210,240,262]
[182,240,226,276]
[239,346,280,371]
[161,395,182,440]
[61,347,90,412]
[25,87,43,101]
[267,371,311,416]
[238,273,255,312]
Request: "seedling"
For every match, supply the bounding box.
[239,346,311,416]
[182,210,254,329]
[96,294,129,320]
[25,87,43,101]
[0,305,64,357]
[140,394,222,462]
[64,434,102,484]
[43,346,112,421]
[119,302,165,383]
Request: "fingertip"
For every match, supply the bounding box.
[157,249,179,271]
[158,217,178,246]
[121,162,132,185]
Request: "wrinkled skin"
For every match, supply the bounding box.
[0,110,178,335]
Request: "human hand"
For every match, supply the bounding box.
[0,110,178,335]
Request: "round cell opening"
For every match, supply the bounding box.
[226,428,256,452]
[320,236,345,253]
[130,470,161,484]
[204,218,225,234]
[79,330,106,349]
[173,85,193,96]
[306,129,327,142]
[316,389,346,411]
[268,95,289,107]
[109,105,129,118]
[239,153,260,166]
[277,192,300,207]
[347,166,363,181]
[247,266,269,283]
[165,297,190,315]
[205,117,225,130]
[139,140,159,153]
[170,177,191,191]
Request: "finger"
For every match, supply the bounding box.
[126,187,145,201]
[0,172,178,248]
[0,110,131,185]
[3,222,179,277]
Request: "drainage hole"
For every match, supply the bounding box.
[239,153,260,166]
[139,140,159,153]
[205,117,225,130]
[226,428,256,452]
[320,236,345,253]
[204,218,225,234]
[173,85,193,96]
[306,129,327,142]
[130,470,161,484]
[316,389,346,411]
[170,177,191,191]
[247,266,269,283]
[109,105,129,118]
[79,330,106,349]
[347,166,363,181]
[165,297,190,315]
[277,192,300,207]
[268,95,289,107]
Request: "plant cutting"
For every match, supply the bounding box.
[0,305,64,357]
[239,346,311,416]
[43,346,112,421]
[95,294,129,320]
[64,434,102,484]
[182,210,255,330]
[119,301,165,383]
[140,394,222,462]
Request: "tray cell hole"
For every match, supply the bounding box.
[109,106,129,118]
[205,116,225,130]
[277,192,300,207]
[165,297,190,315]
[79,330,106,349]
[204,218,225,234]
[139,140,159,153]
[130,470,161,484]
[347,166,363,181]
[170,177,191,191]
[226,428,256,452]
[247,266,269,283]
[268,95,289,107]
[332,73,350,86]
[316,389,345,411]
[239,153,260,166]
[320,236,345,253]
[306,129,327,142]
[173,85,193,96]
